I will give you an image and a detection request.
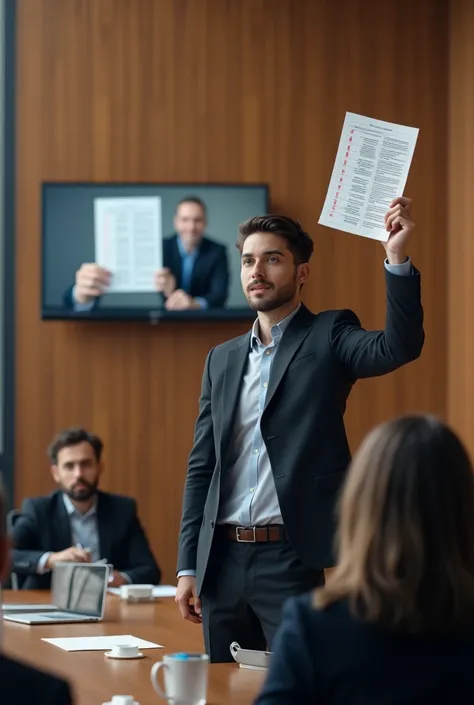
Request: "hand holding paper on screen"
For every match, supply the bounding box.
[154,267,177,297]
[74,263,112,304]
[319,112,419,242]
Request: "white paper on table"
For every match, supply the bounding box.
[94,196,162,292]
[107,584,177,598]
[42,635,163,651]
[319,112,419,242]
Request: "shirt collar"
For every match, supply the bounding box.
[176,235,200,258]
[62,492,97,518]
[251,303,301,348]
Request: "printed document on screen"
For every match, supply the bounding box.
[319,112,419,242]
[94,196,162,292]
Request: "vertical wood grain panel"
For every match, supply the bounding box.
[448,0,474,458]
[16,0,448,581]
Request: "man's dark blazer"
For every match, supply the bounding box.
[1,654,73,705]
[62,234,229,310]
[12,490,161,589]
[254,593,474,705]
[162,234,229,308]
[177,268,424,593]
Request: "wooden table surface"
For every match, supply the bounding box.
[2,590,265,705]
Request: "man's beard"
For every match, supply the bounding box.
[246,276,298,312]
[63,478,98,502]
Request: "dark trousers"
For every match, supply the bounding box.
[200,531,324,663]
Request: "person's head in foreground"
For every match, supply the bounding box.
[255,415,474,705]
[317,413,474,631]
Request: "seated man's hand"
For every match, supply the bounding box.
[75,263,111,304]
[108,570,128,588]
[154,268,177,298]
[45,546,91,570]
[165,289,201,311]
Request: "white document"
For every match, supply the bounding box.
[94,196,162,292]
[42,635,163,651]
[319,112,419,242]
[107,584,177,598]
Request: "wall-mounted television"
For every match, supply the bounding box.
[41,182,270,322]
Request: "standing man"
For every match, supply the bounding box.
[175,197,424,662]
[65,197,229,311]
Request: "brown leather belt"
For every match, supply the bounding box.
[221,524,286,543]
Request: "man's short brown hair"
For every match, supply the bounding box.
[47,428,103,465]
[236,214,314,265]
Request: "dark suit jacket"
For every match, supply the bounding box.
[255,593,474,705]
[177,268,424,592]
[1,654,73,705]
[162,234,229,308]
[12,490,161,589]
[62,234,229,310]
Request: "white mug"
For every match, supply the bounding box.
[150,653,209,705]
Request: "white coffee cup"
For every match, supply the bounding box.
[150,653,209,705]
[110,645,140,658]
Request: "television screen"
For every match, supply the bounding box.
[41,182,270,321]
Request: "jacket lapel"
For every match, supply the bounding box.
[190,239,211,292]
[53,494,72,549]
[169,236,183,288]
[263,306,314,413]
[97,493,114,562]
[219,334,251,461]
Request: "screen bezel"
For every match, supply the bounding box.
[40,181,270,322]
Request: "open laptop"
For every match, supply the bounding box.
[3,562,109,625]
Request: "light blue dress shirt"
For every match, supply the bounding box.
[217,305,300,526]
[176,238,208,310]
[178,259,413,576]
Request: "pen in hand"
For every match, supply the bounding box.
[75,543,92,562]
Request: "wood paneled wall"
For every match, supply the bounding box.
[15,0,448,582]
[448,0,474,459]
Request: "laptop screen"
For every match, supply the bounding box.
[51,563,108,617]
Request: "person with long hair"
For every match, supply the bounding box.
[255,415,474,705]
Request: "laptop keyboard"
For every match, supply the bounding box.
[44,612,97,620]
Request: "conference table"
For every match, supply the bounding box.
[2,590,265,705]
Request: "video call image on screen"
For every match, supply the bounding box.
[41,183,269,320]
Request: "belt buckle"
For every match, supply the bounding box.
[236,526,256,543]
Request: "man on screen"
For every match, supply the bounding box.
[63,197,230,311]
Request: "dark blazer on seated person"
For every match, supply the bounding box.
[62,234,229,310]
[255,592,474,705]
[11,490,161,589]
[1,653,73,705]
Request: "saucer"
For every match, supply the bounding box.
[104,651,144,660]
